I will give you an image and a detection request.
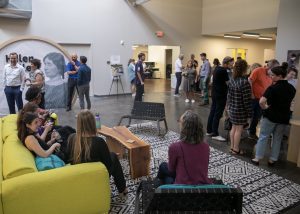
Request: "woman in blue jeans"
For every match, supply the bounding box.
[251,64,296,166]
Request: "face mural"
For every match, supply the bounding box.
[0,37,70,113]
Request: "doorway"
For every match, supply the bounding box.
[165,49,172,79]
[132,45,180,80]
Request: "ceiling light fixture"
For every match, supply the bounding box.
[242,32,260,37]
[224,34,241,39]
[258,36,273,40]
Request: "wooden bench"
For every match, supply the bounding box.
[118,101,168,135]
[97,125,151,179]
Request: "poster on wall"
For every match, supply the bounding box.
[0,37,70,114]
[287,50,300,70]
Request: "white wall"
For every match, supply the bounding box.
[202,0,280,34]
[133,46,148,61]
[275,0,300,63]
[0,0,276,95]
[275,0,300,116]
[194,36,275,65]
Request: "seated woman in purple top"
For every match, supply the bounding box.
[157,110,212,185]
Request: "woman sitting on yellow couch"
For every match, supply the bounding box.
[17,112,61,157]
[67,110,128,198]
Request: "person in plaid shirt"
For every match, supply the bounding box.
[227,59,252,155]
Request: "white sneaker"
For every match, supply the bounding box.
[206,133,213,136]
[185,99,190,103]
[212,136,226,142]
[174,94,180,97]
[132,93,136,97]
[191,99,195,103]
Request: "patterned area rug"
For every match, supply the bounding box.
[109,123,300,214]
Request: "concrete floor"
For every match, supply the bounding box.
[58,79,300,213]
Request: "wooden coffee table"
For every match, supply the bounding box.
[98,125,151,179]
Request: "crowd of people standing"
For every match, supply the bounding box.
[172,52,297,166]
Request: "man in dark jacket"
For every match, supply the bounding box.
[77,56,91,110]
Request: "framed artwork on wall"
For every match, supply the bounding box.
[287,50,300,70]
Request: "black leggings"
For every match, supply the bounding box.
[110,152,126,193]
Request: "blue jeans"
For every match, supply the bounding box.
[4,86,23,114]
[249,99,262,135]
[175,72,182,95]
[157,162,175,184]
[255,117,286,161]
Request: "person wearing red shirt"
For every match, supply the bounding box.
[248,59,279,139]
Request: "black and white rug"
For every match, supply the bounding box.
[109,123,300,214]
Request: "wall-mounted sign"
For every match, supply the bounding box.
[110,55,121,65]
[155,31,164,38]
[0,36,71,113]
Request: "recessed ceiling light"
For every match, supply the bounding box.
[224,34,241,39]
[258,36,272,40]
[243,32,260,37]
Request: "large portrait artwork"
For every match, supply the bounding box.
[0,36,70,113]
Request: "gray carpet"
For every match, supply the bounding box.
[109,123,300,214]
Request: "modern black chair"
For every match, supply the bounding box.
[135,179,243,214]
[118,102,168,135]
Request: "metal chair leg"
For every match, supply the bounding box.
[163,119,168,134]
[157,120,161,135]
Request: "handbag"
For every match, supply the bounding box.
[35,154,65,171]
[224,117,232,131]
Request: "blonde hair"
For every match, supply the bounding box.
[70,110,97,164]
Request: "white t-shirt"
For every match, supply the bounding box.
[175,58,183,73]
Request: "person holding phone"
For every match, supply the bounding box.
[17,112,61,158]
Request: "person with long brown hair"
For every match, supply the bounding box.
[67,110,127,197]
[17,102,53,142]
[17,112,61,157]
[157,110,212,185]
[227,59,252,155]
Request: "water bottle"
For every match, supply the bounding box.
[95,113,101,129]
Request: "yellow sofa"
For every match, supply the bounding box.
[0,114,111,214]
